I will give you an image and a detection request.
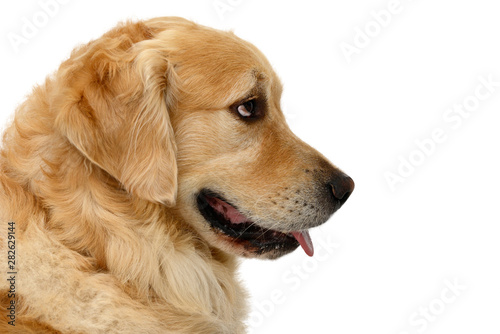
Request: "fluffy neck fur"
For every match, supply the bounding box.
[0,77,247,332]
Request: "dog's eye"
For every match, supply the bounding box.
[237,100,256,118]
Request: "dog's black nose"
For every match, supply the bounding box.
[329,173,354,208]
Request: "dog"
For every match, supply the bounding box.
[0,17,354,333]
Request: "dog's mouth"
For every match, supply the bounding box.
[196,190,314,258]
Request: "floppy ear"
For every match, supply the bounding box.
[53,23,178,205]
[121,46,179,205]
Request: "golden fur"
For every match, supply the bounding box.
[0,17,353,333]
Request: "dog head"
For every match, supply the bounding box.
[54,17,354,260]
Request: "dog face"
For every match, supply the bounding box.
[156,19,354,259]
[54,17,354,260]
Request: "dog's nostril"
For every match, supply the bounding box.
[330,174,354,203]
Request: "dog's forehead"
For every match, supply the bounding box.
[158,26,281,109]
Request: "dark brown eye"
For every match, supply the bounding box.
[237,99,256,118]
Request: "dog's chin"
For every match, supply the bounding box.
[196,190,301,259]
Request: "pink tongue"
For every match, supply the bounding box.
[206,196,249,224]
[292,231,314,257]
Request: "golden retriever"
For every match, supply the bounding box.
[0,17,354,333]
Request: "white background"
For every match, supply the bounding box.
[1,1,499,333]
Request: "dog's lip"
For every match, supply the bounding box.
[196,190,314,257]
